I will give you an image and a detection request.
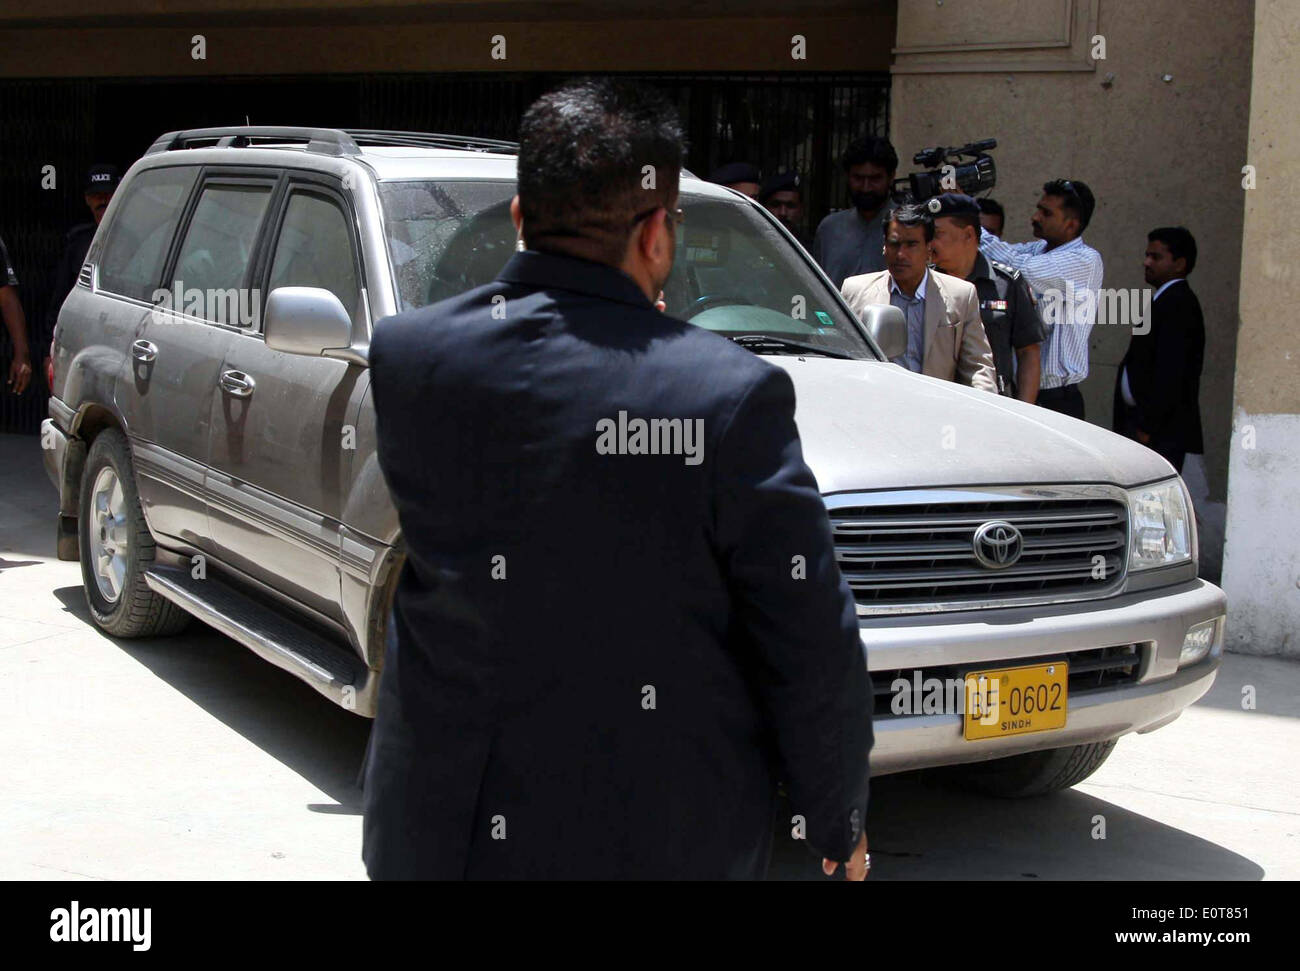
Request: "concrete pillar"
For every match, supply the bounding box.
[1220,0,1300,657]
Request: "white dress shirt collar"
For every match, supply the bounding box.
[889,269,928,301]
[1153,277,1186,302]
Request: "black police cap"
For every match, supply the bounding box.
[926,192,982,217]
[84,164,121,194]
[758,170,801,203]
[707,161,761,187]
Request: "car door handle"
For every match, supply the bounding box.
[219,370,256,398]
[131,339,158,364]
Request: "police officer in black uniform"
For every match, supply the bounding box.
[44,164,119,372]
[759,170,810,249]
[928,193,1045,401]
[1,232,33,396]
[706,161,762,200]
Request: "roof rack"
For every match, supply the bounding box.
[145,127,360,156]
[344,129,519,154]
[144,126,518,158]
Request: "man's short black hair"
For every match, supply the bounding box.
[841,135,898,175]
[939,209,981,235]
[887,204,934,242]
[1148,226,1198,275]
[1043,179,1096,234]
[977,197,1004,219]
[517,77,686,264]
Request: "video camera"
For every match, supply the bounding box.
[892,139,998,205]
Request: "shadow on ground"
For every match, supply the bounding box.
[52,584,371,815]
[768,770,1264,881]
[50,578,1266,882]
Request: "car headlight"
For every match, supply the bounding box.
[1127,478,1194,571]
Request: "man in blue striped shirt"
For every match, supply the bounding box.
[979,179,1103,420]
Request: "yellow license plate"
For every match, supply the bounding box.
[963,662,1068,740]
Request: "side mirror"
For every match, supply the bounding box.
[860,304,907,361]
[264,286,354,358]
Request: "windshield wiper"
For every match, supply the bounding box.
[726,334,853,360]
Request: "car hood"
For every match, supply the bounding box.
[765,356,1175,495]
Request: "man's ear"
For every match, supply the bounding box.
[655,210,677,261]
[636,209,667,262]
[510,195,523,235]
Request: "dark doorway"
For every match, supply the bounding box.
[0,71,888,432]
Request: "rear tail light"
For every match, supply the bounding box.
[46,338,54,390]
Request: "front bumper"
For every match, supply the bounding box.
[863,578,1226,776]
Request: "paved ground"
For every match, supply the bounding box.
[2,431,1296,880]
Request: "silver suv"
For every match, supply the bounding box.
[43,126,1227,797]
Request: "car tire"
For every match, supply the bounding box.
[78,428,190,638]
[945,738,1119,798]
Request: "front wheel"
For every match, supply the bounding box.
[78,429,190,638]
[942,739,1119,798]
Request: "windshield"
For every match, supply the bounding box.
[379,179,878,360]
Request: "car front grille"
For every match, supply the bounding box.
[830,493,1128,612]
[872,644,1145,719]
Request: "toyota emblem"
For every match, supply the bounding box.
[972,520,1023,569]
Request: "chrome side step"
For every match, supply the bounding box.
[144,565,376,716]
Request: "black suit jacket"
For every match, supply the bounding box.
[1113,279,1205,453]
[362,249,872,880]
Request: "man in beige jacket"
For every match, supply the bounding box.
[840,204,997,392]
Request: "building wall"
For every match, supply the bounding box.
[887,0,1253,583]
[0,5,895,76]
[1220,0,1300,658]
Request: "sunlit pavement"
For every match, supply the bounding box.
[2,432,1296,880]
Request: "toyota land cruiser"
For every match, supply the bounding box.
[41,126,1227,797]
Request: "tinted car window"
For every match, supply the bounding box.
[380,180,518,311]
[97,166,198,302]
[268,190,361,321]
[171,183,273,325]
[378,179,874,359]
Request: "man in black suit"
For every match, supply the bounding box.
[362,79,873,881]
[1113,227,1205,472]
